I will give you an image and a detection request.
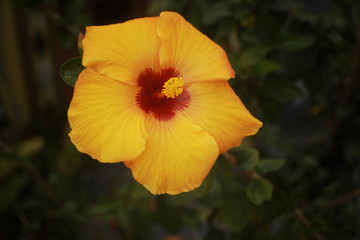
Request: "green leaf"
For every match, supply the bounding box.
[246,179,272,206]
[283,35,315,52]
[60,56,84,87]
[238,148,259,170]
[238,48,263,68]
[200,178,223,208]
[256,158,285,173]
[221,192,250,232]
[248,189,289,225]
[261,78,306,102]
[18,137,44,158]
[253,59,280,77]
[217,168,245,195]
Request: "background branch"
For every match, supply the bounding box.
[319,188,360,209]
[292,209,326,240]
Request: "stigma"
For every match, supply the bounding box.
[162,77,184,98]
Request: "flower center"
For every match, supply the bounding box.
[136,68,190,121]
[162,77,184,98]
[153,77,184,102]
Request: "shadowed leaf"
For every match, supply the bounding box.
[246,179,272,206]
[221,191,250,232]
[60,56,84,87]
[257,158,285,173]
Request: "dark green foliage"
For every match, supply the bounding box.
[246,179,273,206]
[59,56,84,87]
[221,191,250,231]
[256,158,285,173]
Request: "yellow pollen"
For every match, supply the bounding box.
[161,77,184,98]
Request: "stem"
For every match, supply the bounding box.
[319,188,360,209]
[23,161,53,196]
[221,151,237,165]
[292,209,326,240]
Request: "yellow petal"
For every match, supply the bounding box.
[124,115,219,195]
[82,17,160,85]
[68,68,148,163]
[157,12,235,84]
[179,81,262,153]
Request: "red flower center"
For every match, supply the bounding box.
[136,68,190,121]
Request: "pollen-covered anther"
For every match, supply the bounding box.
[162,77,184,98]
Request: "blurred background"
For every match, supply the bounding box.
[0,0,359,239]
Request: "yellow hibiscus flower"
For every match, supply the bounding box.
[68,11,262,195]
